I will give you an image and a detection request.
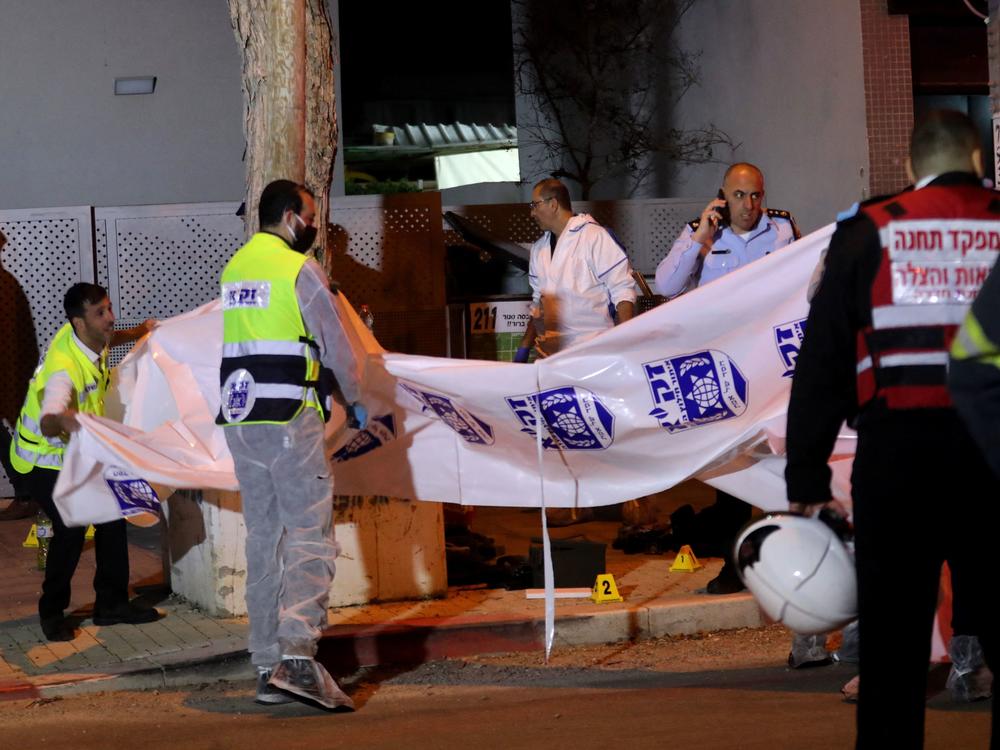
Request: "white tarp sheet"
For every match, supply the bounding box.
[54,224,855,527]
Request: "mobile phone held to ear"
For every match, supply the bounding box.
[716,189,731,227]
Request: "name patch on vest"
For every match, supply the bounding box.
[223,281,271,309]
[643,349,748,433]
[221,368,256,423]
[505,386,615,450]
[888,220,1000,305]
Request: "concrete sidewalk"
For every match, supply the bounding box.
[0,500,763,700]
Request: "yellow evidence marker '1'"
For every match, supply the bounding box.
[670,544,703,572]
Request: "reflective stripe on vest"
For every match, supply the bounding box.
[12,443,63,468]
[857,186,1000,411]
[951,309,1000,370]
[218,232,330,426]
[9,323,108,474]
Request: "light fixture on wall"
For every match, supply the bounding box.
[114,77,157,95]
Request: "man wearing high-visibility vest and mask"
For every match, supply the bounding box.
[9,283,158,642]
[218,179,367,711]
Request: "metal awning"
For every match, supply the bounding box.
[345,122,517,163]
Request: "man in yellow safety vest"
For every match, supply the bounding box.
[9,283,158,641]
[218,179,368,711]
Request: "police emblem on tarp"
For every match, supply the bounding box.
[400,383,495,445]
[332,413,396,462]
[104,466,160,519]
[643,350,748,433]
[505,386,615,450]
[773,318,807,378]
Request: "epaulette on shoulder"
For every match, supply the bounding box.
[767,208,801,240]
[836,202,861,222]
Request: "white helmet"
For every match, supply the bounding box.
[735,513,856,635]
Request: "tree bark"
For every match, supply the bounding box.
[228,0,337,256]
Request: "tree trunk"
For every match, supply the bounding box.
[228,0,337,258]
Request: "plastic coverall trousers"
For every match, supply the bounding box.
[225,407,335,667]
[221,257,362,670]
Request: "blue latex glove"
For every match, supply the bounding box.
[513,346,531,363]
[347,402,368,430]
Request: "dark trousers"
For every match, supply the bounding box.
[715,490,753,565]
[27,468,130,621]
[853,417,999,750]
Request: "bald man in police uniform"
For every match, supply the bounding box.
[655,163,801,588]
[655,162,800,297]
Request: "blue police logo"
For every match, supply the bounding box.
[104,466,160,521]
[505,386,615,450]
[332,414,396,462]
[773,318,807,378]
[643,350,748,433]
[221,368,255,423]
[222,281,271,310]
[400,383,495,445]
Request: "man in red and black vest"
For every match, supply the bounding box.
[786,110,1000,748]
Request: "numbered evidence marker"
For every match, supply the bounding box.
[22,524,38,548]
[591,573,623,603]
[24,523,96,547]
[669,544,703,572]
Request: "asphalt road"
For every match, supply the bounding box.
[0,628,990,749]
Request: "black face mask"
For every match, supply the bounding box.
[288,214,317,253]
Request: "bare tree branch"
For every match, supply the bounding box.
[514,0,733,198]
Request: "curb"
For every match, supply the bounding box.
[23,593,763,697]
[34,639,252,698]
[320,592,762,668]
[0,679,39,702]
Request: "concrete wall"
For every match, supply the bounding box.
[663,0,870,232]
[0,1,244,209]
[514,0,870,234]
[166,490,447,617]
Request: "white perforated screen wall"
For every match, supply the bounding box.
[0,206,94,495]
[443,198,704,275]
[328,193,446,314]
[98,204,243,320]
[97,204,243,366]
[0,207,95,352]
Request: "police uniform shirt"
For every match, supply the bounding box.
[654,209,799,298]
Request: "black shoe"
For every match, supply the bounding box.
[40,615,76,642]
[0,497,38,521]
[93,602,162,626]
[705,562,746,595]
[268,657,354,711]
[255,668,295,705]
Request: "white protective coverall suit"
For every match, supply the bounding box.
[222,253,363,706]
[528,213,637,357]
